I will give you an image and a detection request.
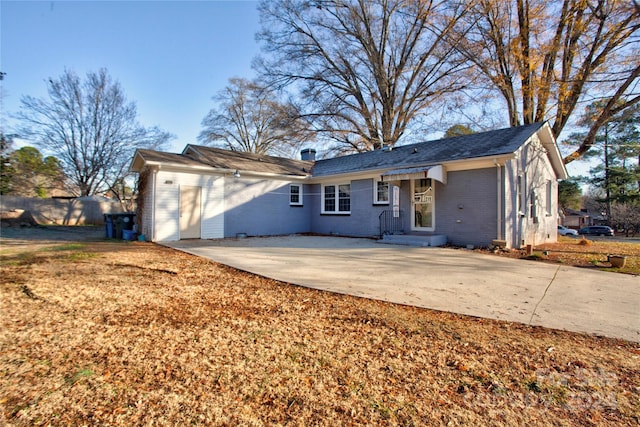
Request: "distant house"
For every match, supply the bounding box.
[130,122,567,249]
[562,207,609,230]
[561,208,592,230]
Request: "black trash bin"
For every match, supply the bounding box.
[112,213,136,240]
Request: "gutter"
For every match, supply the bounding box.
[308,153,516,183]
[232,170,311,181]
[138,160,310,181]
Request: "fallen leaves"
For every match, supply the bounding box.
[0,238,638,426]
[479,236,640,274]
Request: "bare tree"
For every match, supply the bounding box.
[450,0,639,164]
[611,202,640,236]
[257,0,473,153]
[16,68,173,197]
[199,78,314,157]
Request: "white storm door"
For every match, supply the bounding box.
[412,178,434,231]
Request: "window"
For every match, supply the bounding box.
[545,180,552,215]
[324,185,335,212]
[374,180,389,204]
[322,183,350,213]
[339,184,351,212]
[290,184,302,206]
[517,175,525,215]
[530,190,537,222]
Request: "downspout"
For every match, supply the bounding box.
[496,161,502,240]
[151,167,158,242]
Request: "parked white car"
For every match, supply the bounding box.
[557,225,578,236]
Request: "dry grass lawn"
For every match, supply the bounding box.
[1,233,639,426]
[533,236,640,275]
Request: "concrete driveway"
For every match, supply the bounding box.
[166,236,639,343]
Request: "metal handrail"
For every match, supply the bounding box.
[379,209,404,237]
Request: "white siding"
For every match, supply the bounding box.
[153,170,224,241]
[201,175,225,239]
[154,171,180,241]
[140,170,154,239]
[503,160,518,248]
[505,135,559,248]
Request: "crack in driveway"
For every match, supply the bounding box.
[529,264,562,325]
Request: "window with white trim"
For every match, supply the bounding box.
[289,184,302,206]
[374,180,389,204]
[322,183,350,213]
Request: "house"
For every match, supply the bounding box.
[561,208,608,230]
[561,208,592,230]
[129,122,568,249]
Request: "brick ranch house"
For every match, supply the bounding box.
[129,122,568,249]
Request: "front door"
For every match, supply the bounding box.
[180,186,202,239]
[412,178,434,231]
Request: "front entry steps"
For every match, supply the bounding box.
[378,234,447,247]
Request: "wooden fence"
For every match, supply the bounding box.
[0,196,129,225]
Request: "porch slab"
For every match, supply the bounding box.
[378,234,447,247]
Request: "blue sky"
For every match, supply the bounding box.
[1,0,261,152]
[1,0,589,179]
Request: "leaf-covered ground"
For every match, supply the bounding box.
[537,237,640,274]
[477,236,640,275]
[1,234,639,426]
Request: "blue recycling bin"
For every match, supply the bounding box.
[122,229,136,241]
[104,214,115,238]
[108,213,136,240]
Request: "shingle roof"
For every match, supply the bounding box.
[133,149,206,168]
[184,145,313,176]
[131,145,313,177]
[132,123,555,179]
[311,122,546,177]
